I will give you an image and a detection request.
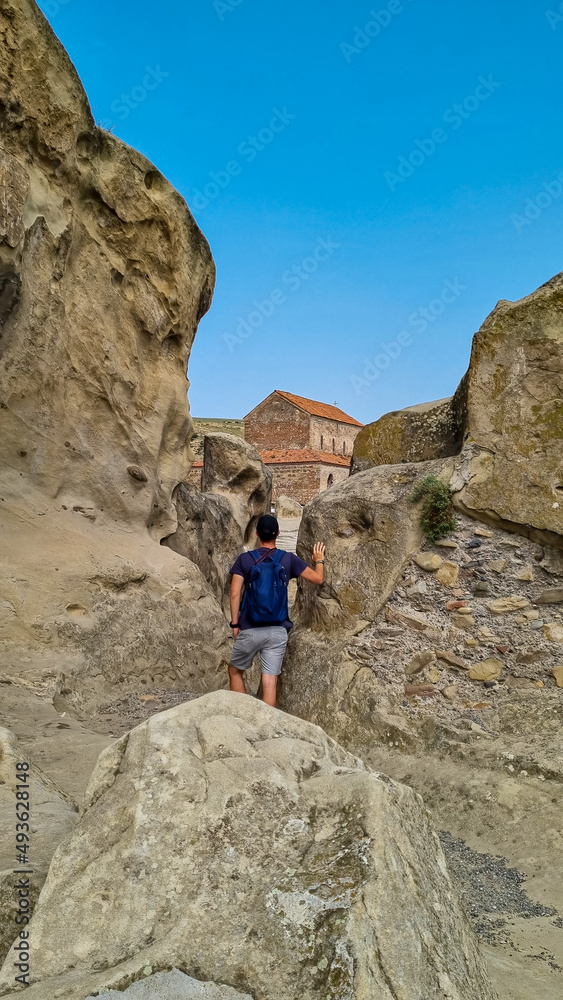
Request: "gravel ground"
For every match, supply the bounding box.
[440,830,556,942]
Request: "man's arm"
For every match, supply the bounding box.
[300,542,326,585]
[230,574,244,638]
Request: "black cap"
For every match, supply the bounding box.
[256,514,279,542]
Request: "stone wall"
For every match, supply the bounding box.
[309,415,361,457]
[268,461,349,504]
[244,395,310,450]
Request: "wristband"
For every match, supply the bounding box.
[229,621,240,628]
[314,560,325,564]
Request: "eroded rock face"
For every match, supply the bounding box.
[294,457,454,630]
[0,728,77,965]
[0,0,214,539]
[352,378,467,475]
[454,273,563,548]
[167,485,246,609]
[0,692,495,1000]
[201,433,272,541]
[0,0,231,704]
[166,435,271,608]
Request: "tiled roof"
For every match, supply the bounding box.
[274,391,363,427]
[260,449,351,467]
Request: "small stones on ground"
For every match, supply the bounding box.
[465,638,479,647]
[405,650,435,677]
[506,675,540,690]
[485,596,531,615]
[474,528,493,538]
[406,580,427,597]
[535,588,563,604]
[456,607,473,615]
[415,552,443,572]
[469,657,503,682]
[552,666,563,687]
[470,722,491,737]
[446,600,469,611]
[495,645,509,655]
[436,561,460,587]
[442,685,460,701]
[522,609,540,621]
[426,666,440,684]
[530,620,544,631]
[516,565,534,582]
[405,683,437,697]
[450,612,475,628]
[473,581,491,596]
[435,650,470,670]
[515,650,546,664]
[489,559,508,574]
[467,539,482,549]
[436,539,458,548]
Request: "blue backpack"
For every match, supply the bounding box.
[242,549,288,625]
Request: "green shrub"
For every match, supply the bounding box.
[408,475,457,542]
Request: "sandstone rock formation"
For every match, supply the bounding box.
[0,728,77,965]
[351,377,467,474]
[275,494,303,518]
[0,691,495,1000]
[0,0,231,708]
[295,457,454,630]
[200,433,272,539]
[351,274,563,551]
[166,435,271,608]
[454,272,563,547]
[0,0,214,540]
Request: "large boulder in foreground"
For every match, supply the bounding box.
[295,457,454,631]
[0,728,77,965]
[89,969,252,999]
[454,273,563,548]
[0,692,495,1000]
[351,378,467,475]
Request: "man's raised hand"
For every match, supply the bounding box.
[313,542,326,563]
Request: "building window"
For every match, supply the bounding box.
[343,441,346,455]
[332,438,335,453]
[320,435,323,450]
[327,474,334,487]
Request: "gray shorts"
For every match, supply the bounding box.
[230,626,289,676]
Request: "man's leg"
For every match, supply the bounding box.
[261,674,278,708]
[259,627,288,707]
[228,664,247,694]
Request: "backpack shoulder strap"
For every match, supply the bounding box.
[270,549,285,564]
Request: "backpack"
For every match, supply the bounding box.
[241,549,288,625]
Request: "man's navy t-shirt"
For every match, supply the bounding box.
[230,548,308,630]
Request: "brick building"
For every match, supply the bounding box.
[244,391,363,504]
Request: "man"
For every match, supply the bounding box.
[228,514,325,708]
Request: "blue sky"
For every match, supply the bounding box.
[40,0,563,423]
